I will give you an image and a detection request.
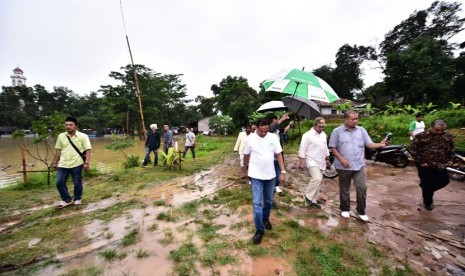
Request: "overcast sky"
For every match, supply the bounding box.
[1,0,464,101]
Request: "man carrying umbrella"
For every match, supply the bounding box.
[243,118,286,244]
[298,117,330,209]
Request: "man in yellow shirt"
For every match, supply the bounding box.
[52,117,92,209]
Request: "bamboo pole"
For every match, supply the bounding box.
[125,35,147,141]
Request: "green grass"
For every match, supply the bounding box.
[170,242,199,275]
[136,248,150,259]
[121,228,139,247]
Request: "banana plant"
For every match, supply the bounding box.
[158,147,179,169]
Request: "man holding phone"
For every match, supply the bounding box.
[329,110,388,222]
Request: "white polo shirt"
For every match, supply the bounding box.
[244,132,282,180]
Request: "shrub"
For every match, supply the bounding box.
[123,154,140,169]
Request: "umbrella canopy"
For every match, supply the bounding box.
[262,69,339,103]
[256,100,287,113]
[282,96,320,119]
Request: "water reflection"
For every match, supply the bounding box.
[0,135,146,187]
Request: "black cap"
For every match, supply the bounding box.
[65,116,78,125]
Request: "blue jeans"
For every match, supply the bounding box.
[143,147,158,166]
[56,166,83,202]
[250,177,276,232]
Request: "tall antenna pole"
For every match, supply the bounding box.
[119,0,147,141]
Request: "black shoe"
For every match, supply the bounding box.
[304,196,322,209]
[252,231,264,244]
[263,219,272,230]
[424,204,434,211]
[271,201,279,209]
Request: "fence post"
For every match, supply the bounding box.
[21,147,27,189]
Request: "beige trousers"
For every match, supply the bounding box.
[305,166,324,202]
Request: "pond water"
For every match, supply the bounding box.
[0,135,171,188]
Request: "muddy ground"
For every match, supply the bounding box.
[9,153,465,275]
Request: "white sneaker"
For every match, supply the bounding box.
[355,210,369,222]
[74,200,81,206]
[56,200,72,209]
[275,186,283,194]
[341,211,350,219]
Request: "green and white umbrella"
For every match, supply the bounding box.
[261,69,339,103]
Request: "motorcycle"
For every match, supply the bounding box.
[364,133,410,168]
[447,152,465,181]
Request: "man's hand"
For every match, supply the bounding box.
[52,163,58,171]
[279,173,286,183]
[83,163,90,171]
[298,164,305,171]
[242,168,248,179]
[325,160,331,168]
[339,157,350,168]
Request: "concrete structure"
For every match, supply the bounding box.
[11,67,27,86]
[197,117,212,134]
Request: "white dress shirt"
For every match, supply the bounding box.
[298,128,329,170]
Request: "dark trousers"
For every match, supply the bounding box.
[182,146,195,159]
[337,168,367,215]
[417,165,450,205]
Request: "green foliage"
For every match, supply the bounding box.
[209,115,233,135]
[211,75,259,128]
[248,112,267,125]
[158,148,179,169]
[83,166,100,177]
[123,154,140,169]
[8,172,54,190]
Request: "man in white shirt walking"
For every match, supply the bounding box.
[243,119,286,245]
[234,126,252,178]
[298,117,330,209]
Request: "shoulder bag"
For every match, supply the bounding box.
[66,135,86,162]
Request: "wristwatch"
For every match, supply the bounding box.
[281,171,287,174]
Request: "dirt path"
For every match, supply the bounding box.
[29,154,465,275]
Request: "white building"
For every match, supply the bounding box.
[11,67,27,86]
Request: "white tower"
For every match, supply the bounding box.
[11,67,27,86]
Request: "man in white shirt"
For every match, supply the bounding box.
[182,128,196,160]
[298,117,330,209]
[243,119,286,245]
[234,126,252,177]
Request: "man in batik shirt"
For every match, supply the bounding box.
[409,119,455,211]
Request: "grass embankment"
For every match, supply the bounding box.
[0,134,415,275]
[0,135,233,272]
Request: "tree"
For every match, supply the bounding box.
[209,115,233,136]
[194,95,217,117]
[384,36,456,106]
[332,44,376,99]
[380,1,464,57]
[100,64,189,133]
[211,76,259,128]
